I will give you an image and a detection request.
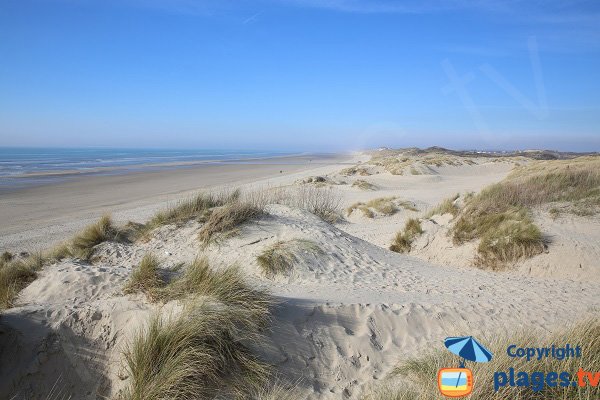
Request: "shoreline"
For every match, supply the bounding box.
[0,152,337,192]
[0,152,357,252]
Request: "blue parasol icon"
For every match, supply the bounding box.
[444,336,493,366]
[443,336,493,389]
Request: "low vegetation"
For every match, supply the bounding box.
[368,149,474,175]
[352,179,377,190]
[145,190,240,232]
[1,251,13,263]
[347,203,375,218]
[340,166,371,176]
[425,194,460,218]
[164,257,272,323]
[120,254,276,399]
[123,253,165,301]
[70,215,129,260]
[297,176,328,186]
[365,317,600,400]
[0,253,41,309]
[451,157,600,268]
[120,302,271,400]
[348,197,417,218]
[198,201,263,244]
[257,239,324,277]
[389,218,423,253]
[280,186,342,224]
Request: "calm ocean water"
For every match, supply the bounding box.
[0,148,291,190]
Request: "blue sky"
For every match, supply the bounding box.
[0,0,599,151]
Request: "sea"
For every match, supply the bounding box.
[0,148,293,191]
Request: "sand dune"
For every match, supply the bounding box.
[1,151,599,399]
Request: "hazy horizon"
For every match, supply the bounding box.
[1,0,599,151]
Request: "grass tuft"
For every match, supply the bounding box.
[449,156,600,267]
[164,257,273,325]
[256,239,324,277]
[120,303,270,400]
[389,218,423,253]
[198,201,263,244]
[70,215,122,260]
[1,251,13,264]
[352,179,377,190]
[0,252,44,309]
[426,194,460,218]
[145,190,240,233]
[348,197,417,218]
[124,253,166,301]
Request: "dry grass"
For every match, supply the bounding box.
[352,180,377,190]
[499,157,600,214]
[123,254,165,301]
[347,203,375,218]
[0,254,40,309]
[340,166,371,176]
[365,317,600,400]
[389,218,423,253]
[449,156,600,268]
[197,201,263,244]
[298,176,328,186]
[70,215,128,260]
[164,257,273,325]
[250,384,301,400]
[120,302,271,400]
[426,194,460,218]
[1,251,13,263]
[366,197,398,215]
[256,239,324,277]
[278,186,342,224]
[368,151,472,175]
[120,256,276,399]
[143,190,241,236]
[348,197,417,218]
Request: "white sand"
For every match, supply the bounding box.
[1,154,599,399]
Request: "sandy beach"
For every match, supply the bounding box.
[0,153,353,251]
[1,148,599,399]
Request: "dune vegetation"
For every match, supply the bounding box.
[352,179,377,190]
[348,197,417,218]
[198,201,264,244]
[0,215,129,308]
[257,239,324,277]
[425,194,460,218]
[449,157,600,268]
[163,257,273,322]
[0,252,43,309]
[340,165,371,176]
[145,190,241,233]
[120,302,271,400]
[389,218,423,253]
[120,254,276,399]
[364,317,600,400]
[69,215,133,260]
[123,253,165,302]
[368,149,474,175]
